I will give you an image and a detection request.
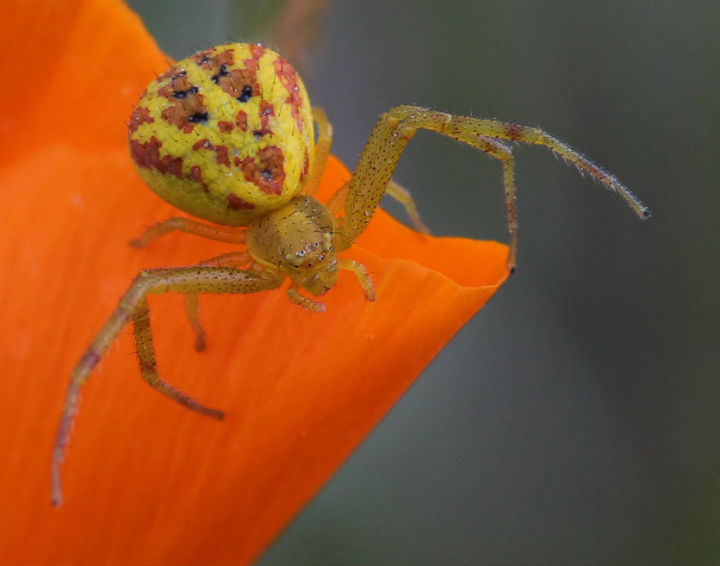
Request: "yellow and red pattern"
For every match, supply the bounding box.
[129,43,314,225]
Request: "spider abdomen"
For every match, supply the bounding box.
[128,43,315,226]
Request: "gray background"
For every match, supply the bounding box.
[127,1,720,563]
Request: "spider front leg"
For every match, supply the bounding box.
[51,264,281,506]
[328,179,430,234]
[335,105,649,271]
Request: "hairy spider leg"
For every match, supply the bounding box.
[327,179,429,234]
[303,107,333,197]
[337,258,375,301]
[130,217,248,247]
[450,134,518,267]
[184,251,253,351]
[285,258,375,313]
[384,181,431,234]
[51,265,282,506]
[334,105,650,269]
[184,293,206,351]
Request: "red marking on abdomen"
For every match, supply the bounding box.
[239,145,286,195]
[236,110,248,131]
[196,47,234,69]
[209,45,266,101]
[226,194,255,210]
[157,64,182,82]
[300,149,310,182]
[255,100,275,136]
[272,57,304,133]
[129,137,183,177]
[128,106,153,133]
[250,44,266,60]
[187,165,209,193]
[157,72,207,133]
[192,139,230,167]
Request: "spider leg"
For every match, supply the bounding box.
[385,180,430,234]
[448,134,519,269]
[335,105,649,270]
[326,179,349,215]
[327,179,429,234]
[338,258,375,301]
[130,217,247,247]
[287,286,326,312]
[131,217,252,349]
[183,252,253,350]
[133,295,225,417]
[184,293,206,351]
[51,265,282,506]
[303,106,333,197]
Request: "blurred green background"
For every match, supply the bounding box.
[127,1,720,563]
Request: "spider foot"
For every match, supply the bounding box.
[129,237,147,248]
[194,331,207,352]
[338,258,375,301]
[287,287,326,312]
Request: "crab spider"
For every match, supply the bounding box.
[51,43,648,505]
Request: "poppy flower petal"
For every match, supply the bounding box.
[2,0,167,166]
[0,1,510,564]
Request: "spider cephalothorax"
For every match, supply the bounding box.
[246,195,340,299]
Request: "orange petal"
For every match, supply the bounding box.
[0,1,509,564]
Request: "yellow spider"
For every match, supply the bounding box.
[51,43,649,505]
